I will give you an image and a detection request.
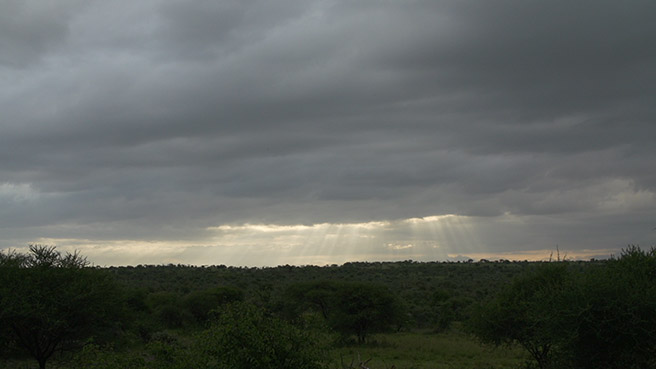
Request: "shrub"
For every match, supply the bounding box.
[197,302,328,369]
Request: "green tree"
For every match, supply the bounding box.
[285,281,406,344]
[282,280,342,320]
[0,245,123,369]
[468,247,656,369]
[197,302,328,369]
[430,289,459,332]
[145,291,190,329]
[563,246,656,369]
[467,262,575,369]
[329,282,406,343]
[183,286,243,323]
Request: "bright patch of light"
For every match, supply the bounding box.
[209,220,393,234]
[212,224,316,233]
[27,215,486,266]
[18,214,623,266]
[403,214,457,224]
[387,243,414,250]
[204,215,473,265]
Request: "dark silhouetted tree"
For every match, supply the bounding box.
[183,286,244,323]
[468,262,575,368]
[0,245,123,369]
[468,246,656,369]
[284,281,406,343]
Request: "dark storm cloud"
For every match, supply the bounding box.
[1,0,655,260]
[0,0,79,67]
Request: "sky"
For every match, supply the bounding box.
[1,0,655,266]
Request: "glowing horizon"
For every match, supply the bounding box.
[8,214,623,267]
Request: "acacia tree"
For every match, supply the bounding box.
[0,245,123,369]
[330,282,406,343]
[284,281,406,343]
[467,262,576,369]
[282,280,342,321]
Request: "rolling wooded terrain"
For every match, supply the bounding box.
[2,246,654,369]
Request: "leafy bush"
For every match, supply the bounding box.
[197,302,328,369]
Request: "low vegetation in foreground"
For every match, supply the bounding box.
[1,245,655,368]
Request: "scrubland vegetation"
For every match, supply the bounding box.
[1,245,654,368]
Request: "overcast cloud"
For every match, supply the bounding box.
[1,0,655,265]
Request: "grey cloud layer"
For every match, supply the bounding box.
[1,0,655,255]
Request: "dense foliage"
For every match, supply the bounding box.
[468,246,656,369]
[0,245,123,369]
[3,245,656,368]
[198,302,328,369]
[283,281,406,343]
[108,258,527,332]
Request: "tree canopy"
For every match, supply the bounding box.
[0,245,124,369]
[284,280,406,343]
[198,302,327,369]
[468,246,656,369]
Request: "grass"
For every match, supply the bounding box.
[329,326,527,369]
[1,326,528,369]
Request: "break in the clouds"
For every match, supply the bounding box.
[1,0,655,265]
